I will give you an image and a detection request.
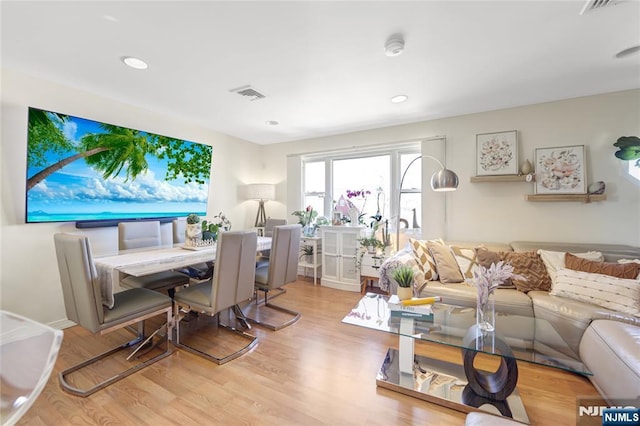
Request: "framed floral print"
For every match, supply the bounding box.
[475,130,518,176]
[534,145,586,194]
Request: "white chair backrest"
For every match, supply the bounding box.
[267,225,302,289]
[210,231,258,313]
[173,219,186,244]
[54,233,103,332]
[264,218,287,238]
[118,221,161,250]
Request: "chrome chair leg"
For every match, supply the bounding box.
[59,308,172,397]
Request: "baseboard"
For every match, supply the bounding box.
[49,318,77,329]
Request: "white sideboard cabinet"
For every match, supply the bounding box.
[320,225,363,292]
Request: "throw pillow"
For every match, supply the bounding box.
[410,238,438,281]
[502,251,552,293]
[474,248,515,288]
[551,268,640,316]
[450,245,482,279]
[619,259,640,279]
[537,249,604,286]
[427,242,465,283]
[565,253,640,280]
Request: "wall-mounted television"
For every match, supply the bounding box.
[26,107,212,225]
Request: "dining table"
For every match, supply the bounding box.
[94,236,272,302]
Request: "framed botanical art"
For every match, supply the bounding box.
[534,145,586,194]
[475,130,518,176]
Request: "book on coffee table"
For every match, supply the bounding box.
[388,295,434,321]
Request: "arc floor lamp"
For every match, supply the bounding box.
[396,148,459,251]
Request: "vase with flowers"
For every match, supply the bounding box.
[471,261,524,332]
[292,205,318,236]
[345,189,371,225]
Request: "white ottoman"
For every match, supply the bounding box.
[579,320,640,402]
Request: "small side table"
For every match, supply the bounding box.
[299,236,322,285]
[360,253,387,294]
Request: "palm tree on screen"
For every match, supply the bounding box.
[26,111,212,190]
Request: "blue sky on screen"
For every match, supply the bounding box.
[27,112,210,216]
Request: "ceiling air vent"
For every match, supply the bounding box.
[580,0,625,14]
[229,85,266,101]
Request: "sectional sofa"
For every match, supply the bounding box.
[379,239,640,403]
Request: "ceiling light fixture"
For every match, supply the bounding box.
[384,33,405,57]
[615,45,640,58]
[391,95,408,103]
[121,56,149,70]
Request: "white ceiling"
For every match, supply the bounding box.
[2,1,639,145]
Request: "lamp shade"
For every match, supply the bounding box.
[245,183,275,201]
[430,169,459,192]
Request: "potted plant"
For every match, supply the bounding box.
[185,214,202,246]
[358,236,385,254]
[201,220,220,242]
[299,245,314,264]
[392,266,414,300]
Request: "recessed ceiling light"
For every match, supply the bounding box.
[615,45,640,58]
[121,56,148,70]
[391,95,408,103]
[266,120,279,126]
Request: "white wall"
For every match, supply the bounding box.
[0,69,263,325]
[264,90,640,246]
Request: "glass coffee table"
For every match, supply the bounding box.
[342,293,591,424]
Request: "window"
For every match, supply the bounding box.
[303,160,325,216]
[301,144,420,229]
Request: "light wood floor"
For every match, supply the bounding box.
[19,279,601,425]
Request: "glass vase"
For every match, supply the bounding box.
[302,224,316,237]
[476,293,495,332]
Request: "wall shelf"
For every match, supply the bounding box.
[524,194,606,203]
[470,175,528,183]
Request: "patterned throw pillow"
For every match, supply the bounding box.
[410,238,438,281]
[474,248,516,288]
[537,249,604,285]
[450,245,481,279]
[502,251,552,293]
[552,268,640,316]
[565,253,640,279]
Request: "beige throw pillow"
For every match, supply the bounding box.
[427,242,464,283]
[551,268,640,316]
